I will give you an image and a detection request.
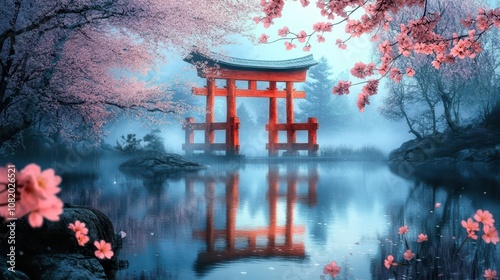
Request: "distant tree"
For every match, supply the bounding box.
[143,129,165,153]
[298,57,350,131]
[237,103,257,131]
[114,134,142,154]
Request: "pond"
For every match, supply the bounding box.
[57,157,500,279]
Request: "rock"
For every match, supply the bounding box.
[119,153,206,177]
[12,205,120,279]
[28,254,107,280]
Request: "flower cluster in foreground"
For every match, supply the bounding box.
[68,219,114,259]
[0,164,63,227]
[384,209,498,279]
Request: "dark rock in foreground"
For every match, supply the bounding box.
[1,205,122,279]
[119,153,207,177]
[29,254,107,280]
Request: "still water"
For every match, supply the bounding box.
[58,158,500,279]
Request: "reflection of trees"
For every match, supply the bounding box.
[372,164,500,278]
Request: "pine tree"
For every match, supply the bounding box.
[298,57,349,131]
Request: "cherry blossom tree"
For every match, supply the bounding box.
[379,0,500,134]
[255,0,499,111]
[0,0,259,152]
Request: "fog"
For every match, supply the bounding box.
[104,2,415,156]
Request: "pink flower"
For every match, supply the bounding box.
[484,269,497,280]
[398,225,409,235]
[384,255,395,269]
[253,17,260,24]
[68,220,89,235]
[27,196,64,228]
[356,92,370,112]
[76,231,90,246]
[461,218,479,240]
[403,249,415,261]
[417,233,428,243]
[361,80,379,96]
[278,26,289,37]
[405,67,416,77]
[302,45,311,52]
[474,209,495,227]
[18,164,61,208]
[297,30,307,43]
[435,203,441,208]
[317,34,326,43]
[332,80,351,95]
[323,261,341,278]
[482,225,499,244]
[284,41,296,51]
[259,34,269,43]
[94,240,114,259]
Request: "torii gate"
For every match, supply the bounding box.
[183,52,319,156]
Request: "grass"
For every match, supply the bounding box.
[320,145,386,161]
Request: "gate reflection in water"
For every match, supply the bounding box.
[187,165,318,276]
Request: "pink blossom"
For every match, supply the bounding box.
[417,233,428,242]
[350,62,368,79]
[361,80,379,96]
[94,240,114,259]
[389,68,403,83]
[435,203,441,208]
[302,45,311,52]
[461,218,479,240]
[297,30,307,43]
[482,225,499,244]
[313,22,332,32]
[484,269,497,280]
[17,164,61,208]
[317,34,326,43]
[284,41,296,50]
[69,220,89,235]
[356,92,370,112]
[27,196,64,228]
[278,26,289,37]
[259,34,270,43]
[323,261,341,278]
[76,231,90,246]
[253,17,260,24]
[474,209,495,227]
[406,68,416,77]
[398,225,409,235]
[384,255,395,269]
[403,249,415,261]
[332,80,351,95]
[300,0,310,7]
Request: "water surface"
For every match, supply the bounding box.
[57,158,500,279]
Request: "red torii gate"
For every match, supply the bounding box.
[183,52,319,156]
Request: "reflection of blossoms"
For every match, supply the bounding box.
[482,225,499,244]
[474,209,495,227]
[0,164,64,227]
[484,269,497,280]
[403,249,414,261]
[323,261,341,278]
[417,233,428,243]
[398,225,408,235]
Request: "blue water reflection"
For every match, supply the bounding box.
[58,159,500,279]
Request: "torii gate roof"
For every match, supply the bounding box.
[185,51,318,72]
